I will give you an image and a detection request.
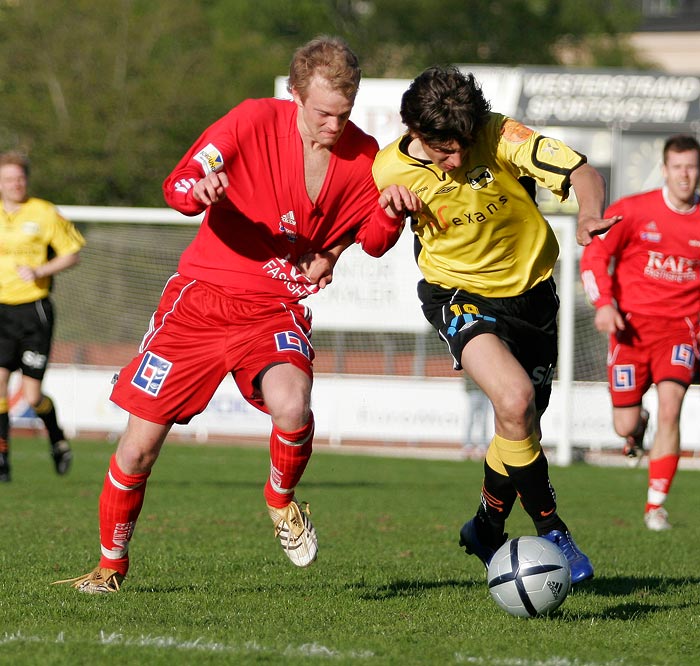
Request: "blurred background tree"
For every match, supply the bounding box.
[0,0,644,206]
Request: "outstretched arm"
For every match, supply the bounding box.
[300,185,422,287]
[570,164,622,246]
[298,233,354,290]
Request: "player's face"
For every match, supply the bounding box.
[418,139,465,172]
[0,164,28,206]
[662,149,700,209]
[293,76,354,149]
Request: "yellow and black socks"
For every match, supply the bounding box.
[33,395,65,446]
[0,398,9,480]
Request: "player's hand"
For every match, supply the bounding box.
[192,172,230,206]
[594,303,625,334]
[298,251,336,289]
[16,265,37,282]
[378,185,422,221]
[576,213,622,246]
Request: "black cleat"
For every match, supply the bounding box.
[622,408,649,466]
[0,450,10,482]
[459,518,506,569]
[51,440,73,475]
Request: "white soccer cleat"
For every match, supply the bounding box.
[644,507,671,531]
[267,498,318,567]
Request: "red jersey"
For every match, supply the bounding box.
[163,98,401,302]
[580,188,700,318]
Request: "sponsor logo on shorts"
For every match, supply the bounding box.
[21,350,47,370]
[131,351,172,396]
[446,312,495,337]
[274,331,311,359]
[613,364,635,391]
[671,343,694,369]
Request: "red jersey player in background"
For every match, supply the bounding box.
[581,134,700,531]
[55,36,419,593]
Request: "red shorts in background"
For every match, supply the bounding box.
[110,274,314,424]
[607,312,698,408]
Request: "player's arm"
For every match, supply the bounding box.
[299,185,421,286]
[163,111,238,216]
[16,251,80,282]
[580,208,626,333]
[570,164,622,246]
[357,184,422,257]
[298,233,354,289]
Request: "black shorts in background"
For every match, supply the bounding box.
[0,298,55,379]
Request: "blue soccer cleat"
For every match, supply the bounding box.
[459,518,506,569]
[542,530,594,584]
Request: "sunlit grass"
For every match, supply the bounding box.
[0,437,698,665]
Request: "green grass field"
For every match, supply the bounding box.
[1,437,699,665]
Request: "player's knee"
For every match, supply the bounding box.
[270,399,311,432]
[493,386,535,424]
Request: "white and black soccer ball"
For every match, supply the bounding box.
[487,536,571,618]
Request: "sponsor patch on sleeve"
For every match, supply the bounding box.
[501,119,533,144]
[194,143,224,174]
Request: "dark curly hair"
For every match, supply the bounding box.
[400,66,491,150]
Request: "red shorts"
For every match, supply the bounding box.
[607,312,698,408]
[110,274,314,424]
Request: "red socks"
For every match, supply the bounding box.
[98,455,150,575]
[264,415,314,509]
[645,454,680,512]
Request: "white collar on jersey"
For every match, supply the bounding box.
[662,185,699,215]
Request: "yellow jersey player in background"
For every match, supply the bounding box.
[373,66,621,584]
[0,151,85,482]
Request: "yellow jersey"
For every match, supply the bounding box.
[0,197,85,305]
[373,113,585,297]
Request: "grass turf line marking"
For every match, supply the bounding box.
[0,631,375,660]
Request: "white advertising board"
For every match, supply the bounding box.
[13,367,700,455]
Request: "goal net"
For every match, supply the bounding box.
[43,206,615,461]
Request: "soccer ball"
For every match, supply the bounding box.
[487,536,571,618]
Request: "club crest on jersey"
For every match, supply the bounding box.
[22,221,40,235]
[194,143,224,173]
[279,210,298,242]
[131,351,172,396]
[468,166,494,190]
[613,364,635,391]
[275,331,311,359]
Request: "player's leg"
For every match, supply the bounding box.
[19,297,73,474]
[612,404,649,464]
[53,415,170,593]
[260,362,313,506]
[459,334,545,565]
[55,276,228,592]
[0,367,10,481]
[461,334,564,531]
[232,298,318,567]
[21,375,72,475]
[644,380,685,531]
[607,319,653,463]
[258,362,317,567]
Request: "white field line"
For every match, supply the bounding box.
[0,631,630,665]
[0,630,375,659]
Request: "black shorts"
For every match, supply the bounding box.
[0,298,55,379]
[418,278,559,411]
